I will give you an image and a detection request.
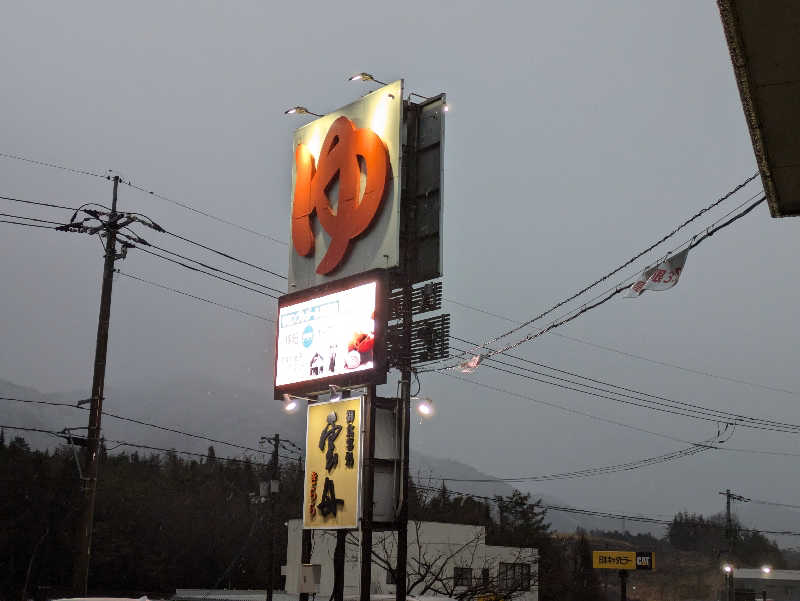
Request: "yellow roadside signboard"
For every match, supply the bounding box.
[303,396,362,529]
[593,550,636,570]
[592,551,655,571]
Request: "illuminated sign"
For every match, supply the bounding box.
[303,396,362,529]
[292,116,389,275]
[289,80,402,292]
[592,551,655,571]
[274,273,386,395]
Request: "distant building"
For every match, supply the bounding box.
[733,569,800,601]
[282,520,539,601]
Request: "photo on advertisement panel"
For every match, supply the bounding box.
[275,281,376,387]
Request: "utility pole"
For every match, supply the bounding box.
[719,489,750,554]
[266,433,280,601]
[719,489,748,601]
[73,175,122,595]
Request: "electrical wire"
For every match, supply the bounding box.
[436,372,800,458]
[0,194,79,211]
[159,226,288,281]
[0,395,301,461]
[448,342,800,433]
[432,195,766,372]
[434,444,713,483]
[118,232,285,295]
[411,484,800,537]
[747,498,800,511]
[462,172,760,352]
[127,242,279,299]
[442,297,796,396]
[0,152,108,179]
[0,219,58,230]
[467,351,800,434]
[121,178,287,246]
[116,270,275,322]
[0,212,70,226]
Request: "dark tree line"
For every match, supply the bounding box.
[2,435,790,601]
[0,434,303,600]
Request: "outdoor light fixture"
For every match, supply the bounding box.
[283,106,322,117]
[412,397,435,418]
[762,566,772,575]
[723,564,733,574]
[329,385,342,401]
[348,72,388,86]
[282,394,300,413]
[443,103,450,112]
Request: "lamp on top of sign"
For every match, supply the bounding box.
[303,396,362,530]
[288,80,403,292]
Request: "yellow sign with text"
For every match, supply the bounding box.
[592,551,655,571]
[303,396,362,529]
[593,551,636,570]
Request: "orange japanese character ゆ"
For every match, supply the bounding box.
[291,116,390,275]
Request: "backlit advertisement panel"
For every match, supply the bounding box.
[274,272,386,396]
[303,396,362,529]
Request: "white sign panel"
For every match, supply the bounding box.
[275,281,377,387]
[288,80,403,292]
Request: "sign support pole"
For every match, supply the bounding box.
[395,99,420,601]
[619,570,628,601]
[360,385,376,601]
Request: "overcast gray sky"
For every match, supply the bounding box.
[2,1,799,530]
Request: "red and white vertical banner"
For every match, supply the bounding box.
[625,249,690,298]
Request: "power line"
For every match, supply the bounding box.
[484,195,766,361]
[437,372,800,458]
[0,395,301,461]
[412,483,670,526]
[443,300,795,396]
[434,443,712,484]
[0,152,108,179]
[0,219,58,230]
[448,341,800,433]
[121,178,287,246]
[118,231,285,295]
[128,242,280,299]
[747,497,800,511]
[412,484,800,537]
[434,194,766,371]
[469,350,800,434]
[116,270,275,322]
[0,212,70,226]
[0,150,287,246]
[158,226,288,281]
[463,172,760,353]
[0,194,80,211]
